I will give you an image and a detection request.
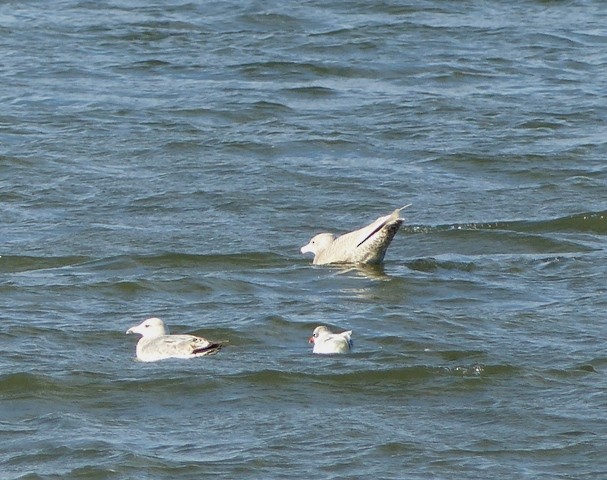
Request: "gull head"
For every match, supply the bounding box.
[308,325,332,344]
[300,233,335,256]
[126,317,169,338]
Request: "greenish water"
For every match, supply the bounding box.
[1,1,607,478]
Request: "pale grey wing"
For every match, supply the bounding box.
[353,208,408,249]
[144,335,218,358]
[315,237,355,264]
[315,222,384,264]
[355,207,409,249]
[324,333,352,353]
[340,331,353,349]
[331,213,398,261]
[188,336,222,356]
[137,336,190,359]
[313,208,407,265]
[350,217,403,264]
[352,213,393,246]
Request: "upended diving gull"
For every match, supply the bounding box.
[309,326,353,354]
[300,205,410,265]
[126,317,222,362]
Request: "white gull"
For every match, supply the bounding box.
[126,317,222,362]
[300,205,410,265]
[309,326,353,354]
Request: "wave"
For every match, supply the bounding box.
[0,372,67,399]
[2,360,596,404]
[224,363,520,387]
[405,257,477,273]
[2,212,603,278]
[0,255,90,274]
[518,210,607,235]
[405,209,607,235]
[0,251,288,275]
[0,363,504,400]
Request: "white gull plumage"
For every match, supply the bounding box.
[126,317,222,362]
[300,205,410,265]
[309,326,353,354]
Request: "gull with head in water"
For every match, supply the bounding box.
[126,317,222,362]
[309,326,353,354]
[300,205,410,265]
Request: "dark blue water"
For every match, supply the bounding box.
[1,1,607,478]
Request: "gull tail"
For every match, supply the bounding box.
[393,204,412,219]
[356,204,411,248]
[192,342,223,356]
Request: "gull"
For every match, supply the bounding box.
[300,205,410,265]
[309,326,353,354]
[126,317,222,362]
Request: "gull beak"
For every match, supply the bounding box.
[308,336,315,344]
[301,243,313,254]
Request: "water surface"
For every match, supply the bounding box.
[1,1,607,478]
